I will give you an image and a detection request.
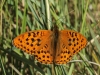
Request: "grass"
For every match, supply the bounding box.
[0,0,100,75]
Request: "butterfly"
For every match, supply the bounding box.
[13,25,87,64]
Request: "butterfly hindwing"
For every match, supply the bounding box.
[34,39,53,64]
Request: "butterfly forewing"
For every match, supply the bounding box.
[13,30,53,55]
[61,30,87,54]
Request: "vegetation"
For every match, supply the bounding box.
[0,0,100,75]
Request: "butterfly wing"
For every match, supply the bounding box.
[55,30,87,64]
[13,30,53,64]
[34,38,54,64]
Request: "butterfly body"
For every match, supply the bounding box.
[13,26,87,64]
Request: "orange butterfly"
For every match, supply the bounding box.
[13,25,87,64]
